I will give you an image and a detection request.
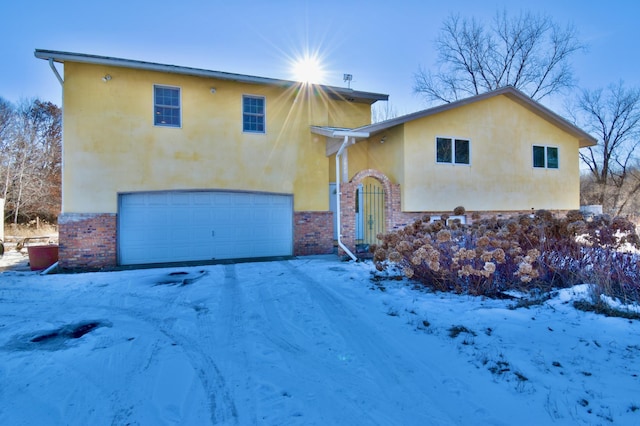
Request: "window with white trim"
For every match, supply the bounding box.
[154,85,181,127]
[243,95,265,133]
[436,137,470,165]
[533,145,558,169]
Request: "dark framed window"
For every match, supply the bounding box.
[243,95,265,133]
[436,137,452,163]
[437,137,470,165]
[454,139,470,164]
[547,147,559,168]
[154,85,181,127]
[533,145,559,169]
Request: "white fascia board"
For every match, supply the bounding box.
[331,131,369,138]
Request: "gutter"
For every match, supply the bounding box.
[334,131,369,261]
[35,49,388,104]
[45,57,65,214]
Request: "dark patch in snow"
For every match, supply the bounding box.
[30,321,104,344]
[156,270,208,286]
[448,325,477,338]
[488,360,511,375]
[370,274,403,282]
[574,299,640,320]
[3,320,111,352]
[514,371,528,382]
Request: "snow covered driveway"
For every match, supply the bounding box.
[0,256,638,425]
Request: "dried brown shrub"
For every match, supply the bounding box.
[453,206,466,216]
[373,207,640,301]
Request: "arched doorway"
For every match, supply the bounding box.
[339,169,394,255]
[356,177,386,248]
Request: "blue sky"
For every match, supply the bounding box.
[1,0,639,114]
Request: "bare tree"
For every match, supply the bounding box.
[414,10,584,104]
[0,98,16,212]
[371,102,400,123]
[1,99,61,224]
[570,82,640,217]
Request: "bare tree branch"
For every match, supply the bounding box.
[573,82,640,215]
[1,98,61,224]
[414,10,584,105]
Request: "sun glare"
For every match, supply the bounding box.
[291,55,325,84]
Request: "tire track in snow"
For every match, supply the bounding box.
[231,260,443,425]
[147,266,239,425]
[252,273,387,425]
[279,260,506,425]
[60,271,240,425]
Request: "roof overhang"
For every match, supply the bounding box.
[34,49,389,105]
[352,86,598,148]
[311,127,370,156]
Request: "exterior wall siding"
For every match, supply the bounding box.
[61,62,352,214]
[400,96,581,212]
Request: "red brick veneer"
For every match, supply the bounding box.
[58,213,117,270]
[293,211,334,255]
[58,211,334,270]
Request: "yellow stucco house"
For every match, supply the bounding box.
[36,49,596,269]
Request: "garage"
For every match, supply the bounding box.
[118,190,293,265]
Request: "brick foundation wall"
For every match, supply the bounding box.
[293,211,334,256]
[58,213,117,270]
[58,210,333,269]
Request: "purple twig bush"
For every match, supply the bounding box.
[372,207,640,303]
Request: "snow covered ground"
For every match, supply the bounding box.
[0,253,638,425]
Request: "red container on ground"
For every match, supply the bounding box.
[27,245,59,271]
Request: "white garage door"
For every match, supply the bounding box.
[118,191,293,265]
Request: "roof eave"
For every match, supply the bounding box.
[355,86,598,146]
[34,49,388,104]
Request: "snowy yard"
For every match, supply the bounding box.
[0,254,638,425]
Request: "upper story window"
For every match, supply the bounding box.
[533,145,559,169]
[436,137,470,165]
[154,85,181,127]
[243,95,265,133]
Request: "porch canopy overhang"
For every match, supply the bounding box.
[311,127,370,156]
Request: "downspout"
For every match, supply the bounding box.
[48,58,64,86]
[336,135,358,261]
[46,58,64,214]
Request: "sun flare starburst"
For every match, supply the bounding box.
[291,55,325,84]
